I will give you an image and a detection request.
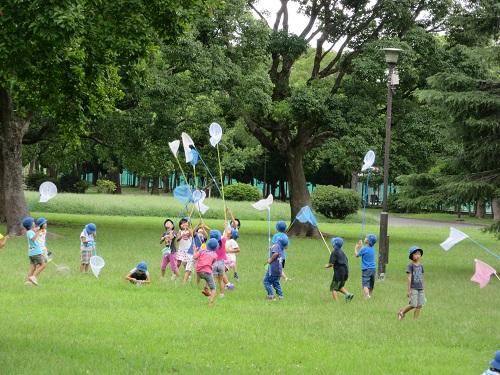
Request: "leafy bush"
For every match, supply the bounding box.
[96,179,117,194]
[312,185,360,219]
[224,183,261,201]
[74,180,90,194]
[25,172,57,191]
[59,174,84,193]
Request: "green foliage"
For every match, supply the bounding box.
[58,174,84,193]
[96,179,117,194]
[312,185,360,219]
[73,180,89,194]
[224,182,261,201]
[25,173,57,191]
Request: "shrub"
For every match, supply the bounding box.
[58,174,84,193]
[312,185,360,219]
[96,179,117,194]
[25,172,57,191]
[224,183,261,201]
[74,180,90,194]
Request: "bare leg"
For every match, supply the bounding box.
[398,305,414,320]
[217,275,225,296]
[363,287,371,298]
[80,264,85,272]
[85,264,90,272]
[208,289,216,306]
[281,271,289,281]
[33,263,46,277]
[331,291,339,301]
[183,270,191,283]
[413,306,421,319]
[27,264,36,280]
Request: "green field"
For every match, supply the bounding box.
[1,195,499,374]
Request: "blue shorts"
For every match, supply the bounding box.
[361,268,376,289]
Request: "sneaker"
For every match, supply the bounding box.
[278,295,284,300]
[28,276,38,286]
[201,288,210,297]
[398,310,404,321]
[219,293,225,298]
[24,281,33,286]
[225,283,235,290]
[345,293,354,303]
[170,274,177,281]
[266,295,276,301]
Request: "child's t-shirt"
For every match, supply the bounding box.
[80,230,95,248]
[193,233,206,251]
[406,263,424,290]
[129,268,149,280]
[194,250,217,273]
[215,237,227,261]
[27,230,43,256]
[357,245,376,270]
[161,231,177,254]
[37,229,47,250]
[178,229,193,254]
[329,248,348,270]
[225,238,239,262]
[268,243,283,277]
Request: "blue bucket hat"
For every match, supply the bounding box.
[231,229,239,240]
[278,236,289,249]
[36,217,47,227]
[491,351,500,370]
[22,217,34,230]
[367,234,377,246]
[136,262,148,272]
[206,238,219,251]
[408,245,423,260]
[275,220,287,233]
[331,237,343,250]
[209,229,222,242]
[86,223,97,234]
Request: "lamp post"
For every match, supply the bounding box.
[378,48,402,280]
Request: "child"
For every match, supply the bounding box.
[0,233,9,249]
[272,220,290,281]
[22,217,46,286]
[176,217,194,283]
[263,235,288,300]
[225,229,240,281]
[36,217,51,262]
[160,219,178,280]
[210,229,234,298]
[354,234,377,299]
[126,262,151,285]
[398,246,425,320]
[80,223,96,273]
[194,238,218,306]
[325,237,354,302]
[482,351,500,375]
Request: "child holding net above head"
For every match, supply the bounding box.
[226,207,240,233]
[126,262,151,285]
[194,238,218,306]
[80,223,96,273]
[272,221,290,281]
[225,229,240,281]
[36,217,51,262]
[23,217,46,286]
[160,219,178,280]
[176,217,194,283]
[325,237,354,302]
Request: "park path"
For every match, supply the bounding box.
[388,216,487,228]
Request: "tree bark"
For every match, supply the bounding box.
[286,148,320,237]
[162,176,169,193]
[0,87,29,234]
[475,198,485,219]
[350,171,358,191]
[491,198,499,221]
[0,142,5,223]
[151,176,160,195]
[279,179,286,201]
[108,169,122,194]
[139,176,147,190]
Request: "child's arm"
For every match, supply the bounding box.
[266,252,279,265]
[125,272,136,282]
[406,272,412,297]
[142,274,151,284]
[354,240,363,256]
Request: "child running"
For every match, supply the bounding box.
[80,223,96,273]
[176,218,194,283]
[126,262,151,285]
[398,246,425,320]
[225,229,240,281]
[354,234,377,299]
[325,237,354,302]
[194,237,218,306]
[36,217,51,262]
[22,217,46,286]
[160,219,178,280]
[272,220,290,281]
[263,235,288,300]
[210,229,234,298]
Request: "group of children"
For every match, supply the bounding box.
[15,213,425,317]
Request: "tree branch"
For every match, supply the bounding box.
[299,0,320,39]
[248,1,269,28]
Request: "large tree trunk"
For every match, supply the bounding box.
[475,198,485,219]
[351,171,358,191]
[108,169,122,194]
[286,149,320,237]
[139,176,147,190]
[162,176,169,193]
[0,87,29,234]
[492,198,500,221]
[151,176,160,195]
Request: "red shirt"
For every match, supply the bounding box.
[215,237,227,261]
[194,250,217,273]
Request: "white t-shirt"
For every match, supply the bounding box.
[37,229,47,249]
[80,230,95,247]
[225,239,239,261]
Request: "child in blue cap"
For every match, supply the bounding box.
[354,234,377,299]
[225,229,240,281]
[22,217,46,286]
[36,217,51,262]
[80,223,96,273]
[398,246,425,320]
[126,262,151,285]
[483,351,500,375]
[273,220,290,281]
[263,235,288,300]
[325,237,354,302]
[194,238,219,306]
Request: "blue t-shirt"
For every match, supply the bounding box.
[268,243,284,276]
[27,230,43,256]
[272,233,288,260]
[357,245,376,270]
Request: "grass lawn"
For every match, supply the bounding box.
[392,211,495,226]
[0,209,499,374]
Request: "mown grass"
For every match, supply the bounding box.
[393,211,495,225]
[0,212,499,374]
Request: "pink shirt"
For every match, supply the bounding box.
[215,237,227,261]
[194,250,217,273]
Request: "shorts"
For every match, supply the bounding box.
[80,248,92,265]
[212,260,226,276]
[29,254,45,265]
[330,279,346,292]
[198,272,216,290]
[409,289,425,307]
[361,268,376,289]
[225,254,236,269]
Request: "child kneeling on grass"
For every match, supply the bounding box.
[398,246,425,320]
[194,238,218,306]
[23,217,46,286]
[126,262,151,285]
[325,237,353,302]
[483,351,500,375]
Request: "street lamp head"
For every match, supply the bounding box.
[382,48,403,65]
